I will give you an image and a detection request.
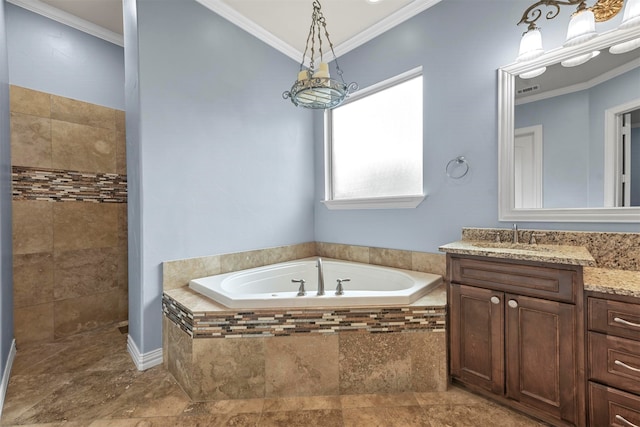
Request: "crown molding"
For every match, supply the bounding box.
[195,0,302,62]
[7,0,124,47]
[196,0,441,62]
[334,0,442,57]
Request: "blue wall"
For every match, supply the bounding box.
[5,0,640,360]
[5,3,124,109]
[127,0,315,354]
[0,0,14,396]
[313,0,639,252]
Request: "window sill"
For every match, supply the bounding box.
[322,194,426,210]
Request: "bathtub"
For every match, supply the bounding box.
[188,258,442,309]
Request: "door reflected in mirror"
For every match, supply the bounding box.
[513,48,640,209]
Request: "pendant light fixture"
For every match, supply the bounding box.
[282,0,358,109]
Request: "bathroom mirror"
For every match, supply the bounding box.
[499,25,640,222]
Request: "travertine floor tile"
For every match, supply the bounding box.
[1,324,550,427]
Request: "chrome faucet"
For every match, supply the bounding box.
[317,257,325,296]
[512,223,519,243]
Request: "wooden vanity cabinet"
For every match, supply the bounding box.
[587,294,640,426]
[448,254,585,427]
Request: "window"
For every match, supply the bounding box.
[324,67,424,210]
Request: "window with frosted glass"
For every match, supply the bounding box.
[329,73,423,201]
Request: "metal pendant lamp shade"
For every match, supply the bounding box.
[282,1,357,109]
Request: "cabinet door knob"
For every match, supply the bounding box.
[508,300,518,308]
[490,296,500,305]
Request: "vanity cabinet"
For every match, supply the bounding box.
[448,255,585,427]
[587,295,640,426]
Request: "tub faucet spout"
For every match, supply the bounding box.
[317,257,325,296]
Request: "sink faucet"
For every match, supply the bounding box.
[512,223,519,243]
[317,257,325,296]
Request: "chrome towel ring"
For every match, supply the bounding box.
[446,156,469,179]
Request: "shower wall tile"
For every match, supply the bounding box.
[220,248,272,273]
[10,113,52,168]
[13,252,54,308]
[339,333,412,395]
[12,200,53,255]
[115,127,127,175]
[14,303,55,346]
[53,202,118,251]
[53,290,125,339]
[369,247,412,270]
[9,85,50,117]
[191,337,266,400]
[411,252,446,277]
[51,95,116,130]
[51,120,116,173]
[10,85,128,345]
[53,247,119,300]
[115,109,126,175]
[265,334,339,398]
[117,203,128,249]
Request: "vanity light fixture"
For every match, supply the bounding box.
[282,0,358,109]
[516,0,638,76]
[610,0,640,53]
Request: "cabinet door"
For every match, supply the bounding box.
[450,284,504,394]
[505,294,577,424]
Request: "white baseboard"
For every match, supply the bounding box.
[0,339,16,415]
[127,335,163,371]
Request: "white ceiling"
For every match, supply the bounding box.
[13,0,441,59]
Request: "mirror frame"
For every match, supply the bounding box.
[499,25,640,223]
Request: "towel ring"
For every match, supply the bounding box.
[446,156,469,179]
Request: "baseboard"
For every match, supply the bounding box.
[0,339,16,415]
[127,335,163,371]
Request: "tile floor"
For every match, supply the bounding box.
[1,323,548,426]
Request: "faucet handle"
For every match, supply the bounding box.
[529,233,546,245]
[292,279,306,296]
[490,232,501,243]
[335,278,350,296]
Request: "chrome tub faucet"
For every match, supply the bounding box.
[317,257,325,296]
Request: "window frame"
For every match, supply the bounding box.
[323,66,426,210]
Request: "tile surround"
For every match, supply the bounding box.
[12,166,127,203]
[163,292,446,339]
[10,85,127,345]
[162,240,448,401]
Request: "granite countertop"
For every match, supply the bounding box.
[439,240,596,266]
[583,267,640,299]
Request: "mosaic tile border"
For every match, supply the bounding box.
[12,166,127,203]
[163,293,446,339]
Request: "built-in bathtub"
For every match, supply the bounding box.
[163,255,448,401]
[188,258,442,309]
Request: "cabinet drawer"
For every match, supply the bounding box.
[589,332,640,394]
[589,382,640,427]
[589,298,640,341]
[450,256,577,302]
